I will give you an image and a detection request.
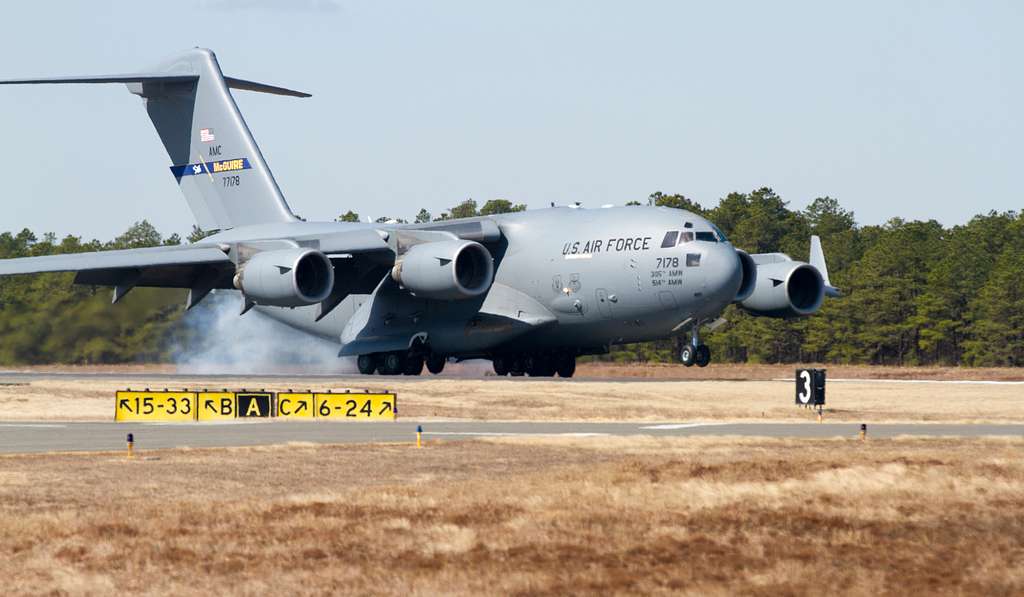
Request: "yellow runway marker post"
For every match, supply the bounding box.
[417,425,422,448]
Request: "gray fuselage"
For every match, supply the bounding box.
[207,205,743,358]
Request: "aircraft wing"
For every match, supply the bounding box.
[0,244,235,305]
[0,228,397,311]
[0,244,231,281]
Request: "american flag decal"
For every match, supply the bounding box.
[200,128,215,143]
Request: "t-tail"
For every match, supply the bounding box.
[0,48,309,231]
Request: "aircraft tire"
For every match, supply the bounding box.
[680,344,696,367]
[694,345,711,368]
[529,355,556,377]
[556,354,576,378]
[426,354,446,375]
[357,354,377,375]
[492,356,509,376]
[380,351,406,375]
[404,353,425,375]
[509,355,526,376]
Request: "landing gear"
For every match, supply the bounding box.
[694,344,711,368]
[680,325,711,368]
[528,355,556,377]
[679,344,696,367]
[509,355,526,376]
[379,351,406,375]
[357,354,377,375]
[555,353,576,378]
[426,353,446,375]
[404,353,425,376]
[490,352,576,378]
[357,349,431,375]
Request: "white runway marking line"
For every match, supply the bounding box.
[771,378,1024,385]
[638,423,719,430]
[422,431,609,437]
[0,423,67,428]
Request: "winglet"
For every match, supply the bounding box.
[810,235,840,297]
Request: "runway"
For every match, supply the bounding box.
[0,420,1020,454]
[0,371,739,384]
[5,370,1023,385]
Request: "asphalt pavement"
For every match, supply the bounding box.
[0,420,1020,454]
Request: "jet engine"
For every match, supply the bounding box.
[391,240,494,300]
[733,250,757,302]
[739,260,824,318]
[234,248,334,307]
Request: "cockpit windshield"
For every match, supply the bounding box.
[695,231,717,242]
[709,223,728,243]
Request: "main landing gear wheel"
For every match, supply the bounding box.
[556,354,576,378]
[380,351,406,375]
[357,354,377,375]
[509,355,526,377]
[528,355,556,377]
[404,353,425,376]
[680,344,696,367]
[426,354,446,375]
[492,356,509,376]
[694,345,711,368]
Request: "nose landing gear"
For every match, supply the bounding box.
[679,325,711,368]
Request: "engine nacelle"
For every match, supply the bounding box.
[734,250,757,302]
[391,240,494,300]
[740,261,824,318]
[234,248,334,307]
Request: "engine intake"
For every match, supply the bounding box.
[733,250,757,302]
[392,240,494,300]
[234,248,334,307]
[740,261,824,318]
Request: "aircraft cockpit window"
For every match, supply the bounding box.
[710,223,728,243]
[686,254,701,267]
[660,231,679,248]
[695,231,717,242]
[678,231,694,244]
[684,222,693,228]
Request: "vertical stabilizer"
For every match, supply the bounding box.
[0,48,309,230]
[135,49,300,230]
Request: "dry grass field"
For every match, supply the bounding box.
[0,436,1021,595]
[0,370,1021,423]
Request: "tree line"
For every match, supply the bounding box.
[1,190,1021,366]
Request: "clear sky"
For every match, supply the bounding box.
[0,1,1020,240]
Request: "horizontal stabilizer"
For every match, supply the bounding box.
[223,77,311,98]
[0,73,311,98]
[0,73,197,85]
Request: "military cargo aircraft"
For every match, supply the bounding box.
[0,49,839,377]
